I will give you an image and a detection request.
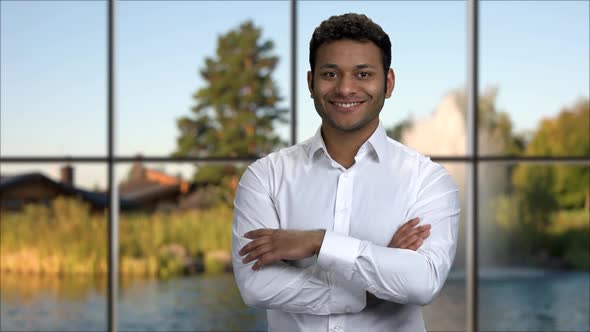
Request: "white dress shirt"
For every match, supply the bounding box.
[232,122,460,332]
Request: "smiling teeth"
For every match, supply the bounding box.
[335,102,361,108]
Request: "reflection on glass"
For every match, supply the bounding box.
[0,163,107,331]
[478,163,590,331]
[117,1,290,157]
[480,1,590,156]
[0,1,107,156]
[422,162,466,331]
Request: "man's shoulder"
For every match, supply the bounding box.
[247,139,311,173]
[383,137,452,187]
[384,136,434,167]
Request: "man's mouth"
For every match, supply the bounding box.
[330,100,365,112]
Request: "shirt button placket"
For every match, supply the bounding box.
[329,171,353,332]
[329,317,345,332]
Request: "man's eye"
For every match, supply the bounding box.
[358,72,372,78]
[322,72,337,78]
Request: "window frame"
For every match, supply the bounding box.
[0,1,588,331]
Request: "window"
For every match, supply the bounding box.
[1,1,588,331]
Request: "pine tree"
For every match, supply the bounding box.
[173,21,287,190]
[174,20,286,159]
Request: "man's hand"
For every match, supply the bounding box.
[240,229,326,270]
[388,217,430,250]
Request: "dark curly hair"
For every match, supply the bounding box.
[309,13,392,79]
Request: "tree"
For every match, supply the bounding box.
[386,118,412,141]
[514,98,590,210]
[173,21,287,196]
[502,98,589,257]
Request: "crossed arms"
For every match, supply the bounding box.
[231,163,460,315]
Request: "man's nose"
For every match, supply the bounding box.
[335,75,357,96]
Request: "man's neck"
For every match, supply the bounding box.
[321,119,379,169]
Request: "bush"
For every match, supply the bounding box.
[1,198,233,277]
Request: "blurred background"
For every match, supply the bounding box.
[1,1,588,331]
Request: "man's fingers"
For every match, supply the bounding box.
[242,244,273,264]
[244,229,275,239]
[239,236,271,256]
[406,231,430,251]
[389,218,420,247]
[397,224,430,244]
[399,234,419,249]
[402,225,424,239]
[252,252,277,270]
[395,218,423,240]
[398,218,420,233]
[407,238,423,251]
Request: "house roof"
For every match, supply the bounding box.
[120,181,181,202]
[118,162,192,205]
[0,172,139,210]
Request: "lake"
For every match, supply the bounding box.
[1,269,588,331]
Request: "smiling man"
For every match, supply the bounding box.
[232,13,460,332]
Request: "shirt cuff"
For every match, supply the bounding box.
[317,231,362,280]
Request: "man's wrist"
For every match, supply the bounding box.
[312,229,326,255]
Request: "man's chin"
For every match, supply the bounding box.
[326,119,368,132]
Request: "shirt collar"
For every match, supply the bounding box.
[366,121,389,162]
[306,121,390,162]
[307,126,327,161]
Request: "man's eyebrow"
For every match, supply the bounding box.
[318,64,378,70]
[318,64,339,70]
[356,64,377,69]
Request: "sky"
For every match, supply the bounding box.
[1,0,589,189]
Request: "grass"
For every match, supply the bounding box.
[3,198,587,276]
[0,197,233,277]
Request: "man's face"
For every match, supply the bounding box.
[308,39,394,133]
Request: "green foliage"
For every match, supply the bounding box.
[173,21,286,205]
[526,99,590,156]
[1,198,234,277]
[543,220,590,271]
[487,98,589,268]
[173,22,286,164]
[514,99,590,210]
[193,164,246,188]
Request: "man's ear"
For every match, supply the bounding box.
[307,70,314,97]
[385,68,395,98]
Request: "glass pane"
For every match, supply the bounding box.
[298,2,467,157]
[478,162,590,331]
[479,1,590,156]
[115,162,265,331]
[0,163,107,331]
[422,162,467,331]
[116,1,291,158]
[0,1,107,156]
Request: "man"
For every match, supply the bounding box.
[232,13,460,332]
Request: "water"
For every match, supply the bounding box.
[1,270,588,331]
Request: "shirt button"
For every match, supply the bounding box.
[334,327,341,331]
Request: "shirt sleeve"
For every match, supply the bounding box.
[232,161,366,314]
[316,161,460,306]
